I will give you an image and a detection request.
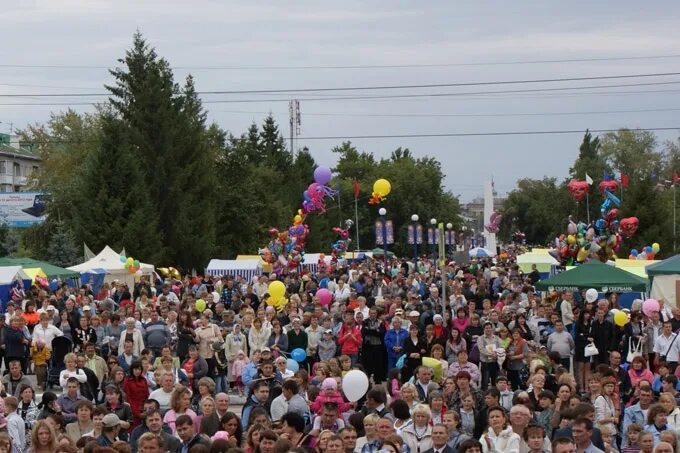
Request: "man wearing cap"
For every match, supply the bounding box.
[97,413,122,446]
[32,312,63,350]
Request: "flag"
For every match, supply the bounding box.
[674,171,679,186]
[353,179,360,198]
[620,173,629,188]
[585,173,593,185]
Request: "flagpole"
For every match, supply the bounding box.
[586,192,590,225]
[675,184,677,253]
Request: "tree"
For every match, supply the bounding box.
[46,220,80,267]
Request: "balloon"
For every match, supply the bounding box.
[653,242,661,253]
[642,299,660,317]
[317,288,333,306]
[342,370,369,402]
[126,257,134,267]
[196,299,206,312]
[614,311,629,327]
[268,281,286,299]
[119,255,126,263]
[422,356,443,382]
[314,166,332,185]
[585,288,599,303]
[291,348,307,362]
[630,249,639,257]
[567,235,576,245]
[286,358,300,372]
[373,179,391,197]
[319,278,329,289]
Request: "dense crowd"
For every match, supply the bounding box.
[0,257,676,453]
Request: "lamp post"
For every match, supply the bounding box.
[446,222,453,259]
[411,214,419,271]
[379,208,388,270]
[461,225,468,251]
[430,218,437,264]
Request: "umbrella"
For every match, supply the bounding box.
[469,247,494,258]
[371,248,395,258]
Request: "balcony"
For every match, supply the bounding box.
[0,174,27,186]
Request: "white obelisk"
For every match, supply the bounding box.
[483,180,497,256]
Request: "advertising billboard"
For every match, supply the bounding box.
[0,192,46,227]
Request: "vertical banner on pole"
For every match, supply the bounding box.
[375,221,383,245]
[417,225,423,244]
[386,221,394,244]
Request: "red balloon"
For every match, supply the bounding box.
[599,180,619,194]
[567,180,589,202]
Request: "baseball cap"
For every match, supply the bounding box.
[83,305,91,311]
[409,311,420,317]
[46,305,56,311]
[261,347,271,353]
[324,329,333,335]
[102,413,121,427]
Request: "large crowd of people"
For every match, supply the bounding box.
[0,256,676,453]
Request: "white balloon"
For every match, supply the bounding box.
[585,288,599,303]
[342,370,369,402]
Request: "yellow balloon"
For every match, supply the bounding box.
[422,357,443,382]
[576,247,588,262]
[268,280,286,299]
[373,179,391,197]
[614,311,629,327]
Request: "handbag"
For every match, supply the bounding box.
[627,338,643,362]
[584,342,599,357]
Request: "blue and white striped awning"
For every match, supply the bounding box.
[206,259,262,282]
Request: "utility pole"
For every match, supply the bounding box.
[288,100,300,156]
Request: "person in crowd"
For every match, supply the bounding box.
[479,406,520,452]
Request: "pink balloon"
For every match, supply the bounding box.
[317,288,333,306]
[642,298,660,317]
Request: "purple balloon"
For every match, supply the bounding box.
[314,166,332,185]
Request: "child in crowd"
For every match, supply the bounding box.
[339,355,352,376]
[387,369,401,399]
[31,339,51,390]
[496,376,514,412]
[523,424,546,453]
[231,350,249,396]
[535,390,556,434]
[310,378,350,415]
[600,425,619,453]
[443,411,470,451]
[621,423,643,453]
[317,329,337,361]
[652,362,671,394]
[459,394,476,437]
[4,396,25,453]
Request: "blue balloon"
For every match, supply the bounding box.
[631,249,639,256]
[286,358,299,372]
[645,246,653,254]
[319,278,329,289]
[291,348,307,362]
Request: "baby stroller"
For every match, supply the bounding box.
[46,336,73,389]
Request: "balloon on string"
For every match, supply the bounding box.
[196,299,206,312]
[316,288,333,306]
[268,281,286,300]
[286,358,299,372]
[291,348,307,362]
[642,299,660,317]
[342,370,369,402]
[585,288,599,303]
[314,166,332,185]
[373,179,391,197]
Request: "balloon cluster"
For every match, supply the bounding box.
[157,267,181,280]
[551,187,640,265]
[484,211,503,233]
[265,280,288,312]
[302,166,336,214]
[629,242,661,260]
[259,215,309,273]
[368,179,391,205]
[119,255,141,274]
[330,220,352,261]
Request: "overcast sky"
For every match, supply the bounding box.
[2,1,680,201]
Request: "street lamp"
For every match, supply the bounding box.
[461,225,468,251]
[411,214,419,270]
[446,222,453,259]
[430,218,437,264]
[379,208,388,269]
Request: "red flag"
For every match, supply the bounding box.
[620,173,629,188]
[674,171,680,186]
[353,179,360,198]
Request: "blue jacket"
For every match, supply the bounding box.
[384,327,408,364]
[622,403,648,445]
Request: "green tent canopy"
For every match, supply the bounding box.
[534,261,648,292]
[646,254,680,281]
[371,248,395,258]
[0,258,79,280]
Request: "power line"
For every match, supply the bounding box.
[2,71,680,97]
[2,53,680,71]
[212,106,680,119]
[17,127,679,145]
[2,80,680,107]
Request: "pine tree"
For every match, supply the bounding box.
[46,220,80,267]
[260,115,291,171]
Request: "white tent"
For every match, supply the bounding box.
[206,259,262,282]
[68,246,154,288]
[0,266,31,284]
[300,253,333,273]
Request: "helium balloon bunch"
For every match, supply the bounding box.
[330,220,353,262]
[484,211,503,233]
[119,255,141,274]
[302,166,337,214]
[368,178,391,205]
[157,267,181,280]
[551,184,640,265]
[629,242,661,260]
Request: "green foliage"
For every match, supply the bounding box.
[46,220,80,267]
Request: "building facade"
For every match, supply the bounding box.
[0,134,41,193]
